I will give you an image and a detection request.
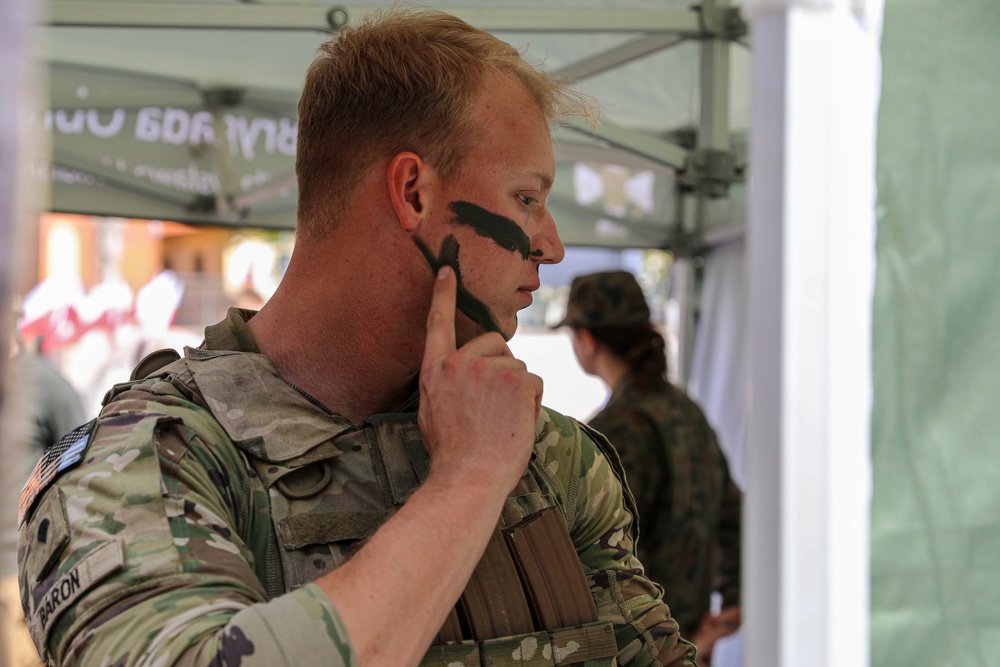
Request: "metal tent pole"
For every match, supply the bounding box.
[674,0,740,387]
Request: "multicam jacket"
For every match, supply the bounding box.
[589,376,742,636]
[18,309,698,667]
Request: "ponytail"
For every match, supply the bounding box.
[587,323,667,387]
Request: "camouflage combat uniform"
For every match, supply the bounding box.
[17,309,698,667]
[589,376,742,637]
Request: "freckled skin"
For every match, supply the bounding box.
[413,235,503,335]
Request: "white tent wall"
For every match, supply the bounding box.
[690,237,748,492]
[688,236,749,666]
[871,1,1000,665]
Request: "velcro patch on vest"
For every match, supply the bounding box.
[29,540,125,646]
[25,489,71,585]
[19,419,97,527]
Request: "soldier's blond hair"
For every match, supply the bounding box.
[294,7,592,241]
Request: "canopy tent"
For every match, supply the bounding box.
[34,0,750,250]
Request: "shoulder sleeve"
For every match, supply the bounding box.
[17,385,356,667]
[533,408,698,667]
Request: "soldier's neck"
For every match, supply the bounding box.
[248,274,423,425]
[595,352,630,393]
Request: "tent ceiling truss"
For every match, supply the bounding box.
[44,1,746,254]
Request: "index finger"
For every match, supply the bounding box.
[423,265,457,363]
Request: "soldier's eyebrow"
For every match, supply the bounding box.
[532,170,553,192]
[448,201,531,261]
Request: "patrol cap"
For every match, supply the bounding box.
[553,270,651,329]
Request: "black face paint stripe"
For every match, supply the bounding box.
[449,201,531,261]
[456,288,502,336]
[413,235,503,336]
[414,236,461,282]
[439,236,460,280]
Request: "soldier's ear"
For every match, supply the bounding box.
[387,152,434,232]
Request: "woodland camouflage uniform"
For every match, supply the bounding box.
[17,309,698,667]
[589,378,742,636]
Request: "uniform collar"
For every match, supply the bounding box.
[187,308,419,463]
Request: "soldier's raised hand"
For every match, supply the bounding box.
[418,266,542,494]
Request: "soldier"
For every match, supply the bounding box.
[17,9,699,667]
[556,270,743,661]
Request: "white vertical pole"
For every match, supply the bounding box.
[743,0,880,666]
[0,0,37,592]
[0,0,33,393]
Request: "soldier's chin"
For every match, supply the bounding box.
[504,314,519,342]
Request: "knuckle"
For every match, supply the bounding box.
[442,353,463,373]
[499,367,524,385]
[467,356,490,375]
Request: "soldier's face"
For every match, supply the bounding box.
[414,73,564,344]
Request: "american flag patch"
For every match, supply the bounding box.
[18,419,97,527]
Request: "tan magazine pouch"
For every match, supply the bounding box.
[428,508,618,666]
